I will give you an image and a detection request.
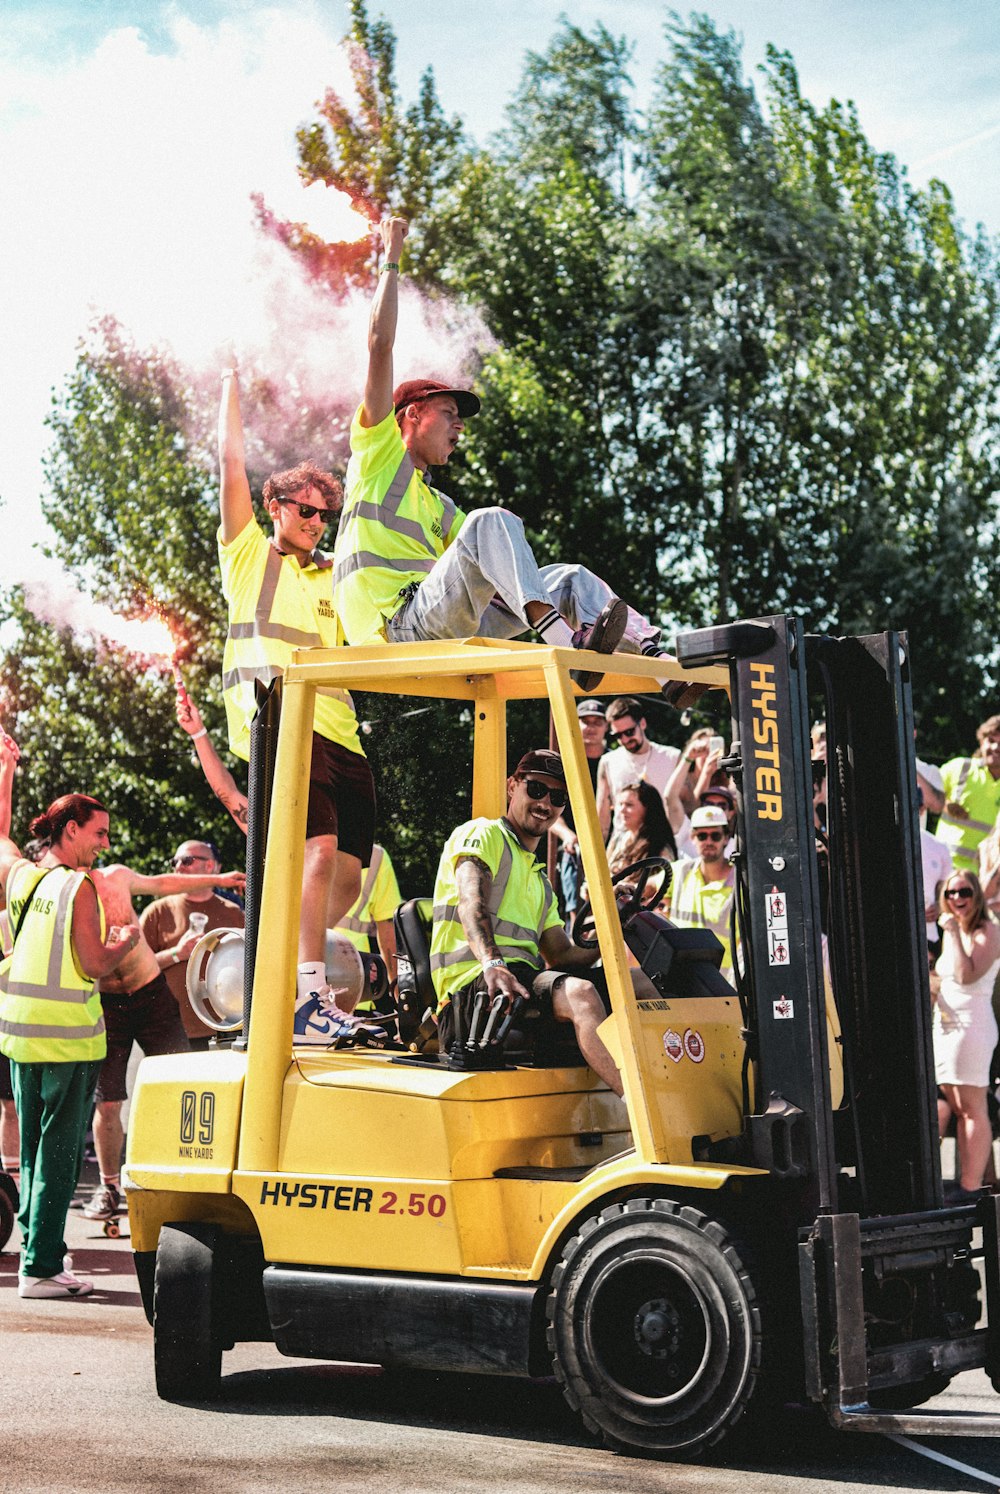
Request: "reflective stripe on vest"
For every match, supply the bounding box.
[429,833,553,976]
[222,532,356,759]
[338,846,384,937]
[670,861,734,947]
[334,451,461,636]
[0,867,106,1061]
[938,761,995,837]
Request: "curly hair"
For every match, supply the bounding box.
[261,461,343,513]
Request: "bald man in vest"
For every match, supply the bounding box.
[333,215,677,693]
[0,774,141,1299]
[430,749,631,1094]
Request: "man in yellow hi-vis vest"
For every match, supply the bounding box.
[217,371,384,1047]
[936,716,1000,876]
[0,767,141,1299]
[430,749,626,1094]
[333,215,674,695]
[665,805,738,974]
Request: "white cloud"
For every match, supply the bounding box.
[0,5,358,584]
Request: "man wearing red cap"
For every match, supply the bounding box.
[334,216,669,691]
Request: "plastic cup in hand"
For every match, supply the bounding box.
[188,912,209,938]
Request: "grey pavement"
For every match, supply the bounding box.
[3,1163,1000,1494]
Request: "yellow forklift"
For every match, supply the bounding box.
[125,618,1000,1457]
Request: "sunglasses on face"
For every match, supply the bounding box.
[945,887,973,900]
[275,496,338,523]
[694,830,725,843]
[521,777,569,809]
[610,725,640,741]
[174,854,212,867]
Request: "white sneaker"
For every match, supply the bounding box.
[293,988,387,1049]
[19,1269,93,1299]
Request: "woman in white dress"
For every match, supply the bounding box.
[934,871,1000,1197]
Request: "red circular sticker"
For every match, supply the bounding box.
[663,1028,683,1063]
[683,1028,705,1063]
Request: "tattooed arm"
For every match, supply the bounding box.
[454,855,531,1006]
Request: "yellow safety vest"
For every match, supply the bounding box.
[337,845,401,951]
[219,519,363,761]
[668,857,737,973]
[334,407,465,645]
[430,818,562,1006]
[936,758,1000,874]
[0,861,107,1063]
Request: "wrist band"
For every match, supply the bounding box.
[172,952,181,964]
[482,958,506,972]
[190,728,208,741]
[381,261,400,275]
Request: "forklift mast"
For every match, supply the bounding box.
[678,616,941,1218]
[678,616,1000,1424]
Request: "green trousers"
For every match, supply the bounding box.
[12,1059,102,1279]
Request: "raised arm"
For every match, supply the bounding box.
[125,867,246,898]
[218,367,254,544]
[0,731,22,891]
[664,753,692,835]
[176,683,248,833]
[361,216,408,430]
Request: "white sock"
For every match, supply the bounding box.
[535,607,574,646]
[296,962,326,1000]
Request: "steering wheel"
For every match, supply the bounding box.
[571,857,673,950]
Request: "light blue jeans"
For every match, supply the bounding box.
[386,508,659,649]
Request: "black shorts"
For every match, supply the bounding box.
[436,963,612,1051]
[306,734,376,865]
[95,973,190,1102]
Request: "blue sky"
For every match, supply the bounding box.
[2,0,999,595]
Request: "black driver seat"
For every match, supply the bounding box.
[392,898,586,1068]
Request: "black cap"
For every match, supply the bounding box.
[514,749,565,783]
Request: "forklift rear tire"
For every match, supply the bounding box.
[546,1197,762,1457]
[153,1223,223,1401]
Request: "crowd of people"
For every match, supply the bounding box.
[2,208,999,1300]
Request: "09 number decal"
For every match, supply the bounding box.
[180,1089,215,1146]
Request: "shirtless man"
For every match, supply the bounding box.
[82,856,245,1221]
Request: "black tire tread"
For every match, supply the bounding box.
[545,1195,763,1457]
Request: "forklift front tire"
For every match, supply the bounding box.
[153,1222,223,1402]
[546,1196,762,1458]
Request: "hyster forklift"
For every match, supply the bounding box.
[126,618,1000,1458]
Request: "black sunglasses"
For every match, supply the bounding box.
[522,777,569,809]
[610,725,640,741]
[694,830,725,842]
[275,496,338,523]
[945,887,973,900]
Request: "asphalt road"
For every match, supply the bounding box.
[4,1171,1000,1494]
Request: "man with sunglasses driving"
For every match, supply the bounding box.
[217,369,384,1046]
[665,805,738,975]
[429,750,624,1094]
